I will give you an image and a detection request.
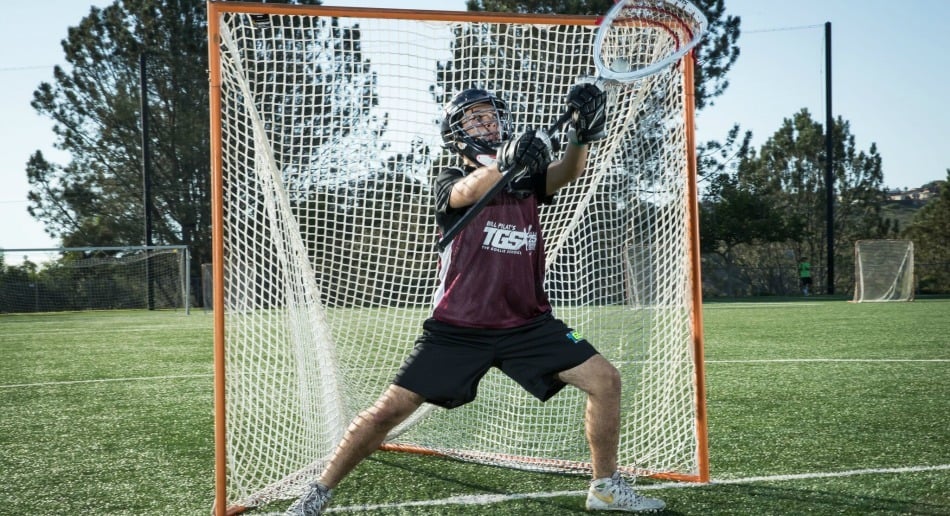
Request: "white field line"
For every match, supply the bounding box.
[708,358,950,363]
[705,302,824,308]
[315,464,950,513]
[0,373,212,389]
[4,357,947,389]
[2,325,202,338]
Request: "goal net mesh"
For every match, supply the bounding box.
[211,5,705,510]
[853,239,915,302]
[0,247,188,313]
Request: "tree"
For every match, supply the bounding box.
[903,171,950,293]
[690,0,741,111]
[26,0,322,305]
[28,0,211,280]
[700,169,805,295]
[467,0,614,14]
[715,109,892,294]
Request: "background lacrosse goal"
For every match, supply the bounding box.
[0,246,190,313]
[208,3,707,512]
[852,239,915,302]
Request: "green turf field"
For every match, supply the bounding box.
[1,299,947,515]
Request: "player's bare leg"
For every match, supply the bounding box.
[321,384,424,487]
[287,385,423,515]
[558,355,665,512]
[557,354,621,478]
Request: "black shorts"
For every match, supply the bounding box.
[393,313,599,409]
[800,277,813,286]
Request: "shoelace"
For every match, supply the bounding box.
[607,476,645,505]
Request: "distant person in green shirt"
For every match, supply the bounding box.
[799,258,812,296]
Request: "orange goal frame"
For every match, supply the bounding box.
[207,2,709,514]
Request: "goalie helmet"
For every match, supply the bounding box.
[441,88,512,167]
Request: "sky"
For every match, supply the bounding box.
[1,0,948,258]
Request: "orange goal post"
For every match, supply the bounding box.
[207,2,708,513]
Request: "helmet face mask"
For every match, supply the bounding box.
[441,89,512,167]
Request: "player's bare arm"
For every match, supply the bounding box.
[449,162,504,208]
[545,141,588,194]
[451,144,584,208]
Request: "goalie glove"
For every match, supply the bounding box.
[566,80,607,144]
[497,129,553,198]
[497,129,553,178]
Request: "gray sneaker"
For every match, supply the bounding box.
[586,472,665,512]
[285,481,332,516]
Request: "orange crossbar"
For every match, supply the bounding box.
[208,0,596,25]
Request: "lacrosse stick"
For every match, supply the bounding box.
[435,0,707,252]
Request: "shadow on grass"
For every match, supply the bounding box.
[349,454,588,514]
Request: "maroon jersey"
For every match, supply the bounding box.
[433,166,552,328]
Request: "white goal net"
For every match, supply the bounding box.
[209,4,707,512]
[853,239,915,302]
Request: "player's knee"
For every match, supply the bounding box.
[361,389,420,429]
[585,356,621,396]
[359,403,405,430]
[599,362,621,394]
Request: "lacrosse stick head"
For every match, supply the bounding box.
[593,0,708,83]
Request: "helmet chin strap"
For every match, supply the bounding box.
[474,153,497,167]
[455,139,499,168]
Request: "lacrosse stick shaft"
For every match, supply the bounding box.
[435,110,573,252]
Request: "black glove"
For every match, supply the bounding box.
[497,129,553,180]
[566,81,607,144]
